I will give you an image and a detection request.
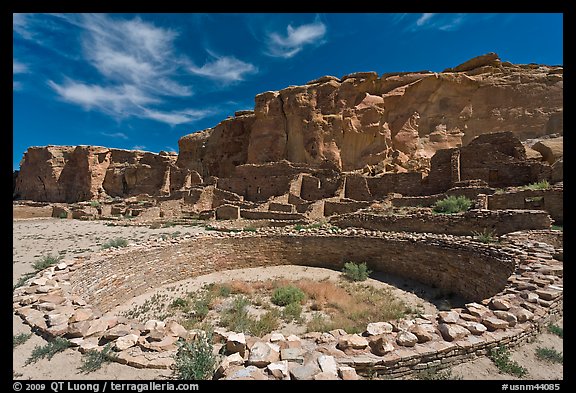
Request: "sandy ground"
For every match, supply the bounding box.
[12,218,563,380]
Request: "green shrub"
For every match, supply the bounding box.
[489,346,528,377]
[342,262,372,282]
[271,286,306,306]
[32,254,61,271]
[535,347,563,364]
[13,333,32,348]
[220,296,279,336]
[306,313,332,333]
[432,195,472,214]
[26,337,70,365]
[174,333,217,380]
[79,343,117,373]
[282,302,303,323]
[90,200,101,208]
[170,298,189,309]
[547,323,563,338]
[101,238,128,249]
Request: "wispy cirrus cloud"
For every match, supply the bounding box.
[188,53,257,83]
[141,108,216,126]
[101,132,129,140]
[266,19,327,58]
[47,80,156,113]
[13,60,28,74]
[13,59,28,90]
[404,13,467,32]
[16,14,223,126]
[132,145,146,150]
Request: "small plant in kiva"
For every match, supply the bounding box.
[25,337,70,365]
[342,262,372,282]
[489,345,528,377]
[271,285,306,306]
[13,333,32,348]
[101,237,128,249]
[174,333,217,380]
[79,343,117,373]
[535,347,563,364]
[432,195,473,214]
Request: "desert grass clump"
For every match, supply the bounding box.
[219,296,280,336]
[271,285,306,306]
[535,347,563,364]
[432,195,472,214]
[174,333,217,380]
[79,343,117,373]
[547,323,563,338]
[472,228,498,243]
[342,262,372,281]
[520,180,550,191]
[489,345,528,377]
[13,333,32,348]
[101,237,128,249]
[25,337,70,365]
[32,254,61,271]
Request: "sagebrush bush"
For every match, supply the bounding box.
[342,262,371,282]
[271,285,306,306]
[432,195,473,214]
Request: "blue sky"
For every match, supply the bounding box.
[12,13,563,170]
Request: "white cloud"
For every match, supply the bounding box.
[13,60,28,74]
[141,108,215,126]
[267,20,327,58]
[13,13,33,39]
[48,80,156,113]
[416,13,436,26]
[408,13,467,32]
[132,145,146,150]
[101,132,129,140]
[189,55,257,83]
[80,14,191,97]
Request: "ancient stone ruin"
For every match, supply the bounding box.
[13,53,563,380]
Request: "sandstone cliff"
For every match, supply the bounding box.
[13,146,193,202]
[179,53,563,177]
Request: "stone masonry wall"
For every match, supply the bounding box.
[331,210,551,236]
[488,188,563,224]
[66,234,516,313]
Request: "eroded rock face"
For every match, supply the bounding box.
[14,146,181,202]
[179,53,562,177]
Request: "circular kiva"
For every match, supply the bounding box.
[13,228,563,378]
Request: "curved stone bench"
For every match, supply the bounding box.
[13,227,563,378]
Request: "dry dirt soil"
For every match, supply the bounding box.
[12,218,563,381]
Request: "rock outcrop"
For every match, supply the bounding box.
[13,146,195,202]
[179,53,563,177]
